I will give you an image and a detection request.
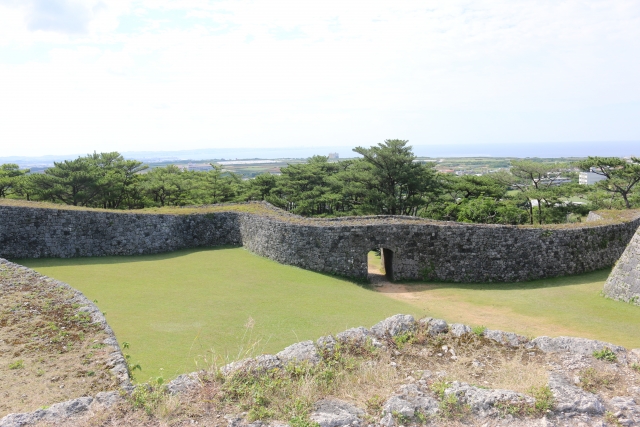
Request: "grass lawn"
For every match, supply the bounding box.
[385,270,640,349]
[15,247,640,383]
[17,248,424,382]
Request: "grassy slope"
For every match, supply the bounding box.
[18,248,423,382]
[392,270,640,349]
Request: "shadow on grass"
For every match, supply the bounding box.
[392,268,611,293]
[13,246,377,290]
[11,245,242,267]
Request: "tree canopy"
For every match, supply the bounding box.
[2,143,637,225]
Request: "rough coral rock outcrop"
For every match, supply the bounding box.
[532,336,626,362]
[371,314,416,338]
[0,397,94,427]
[166,372,202,395]
[449,323,472,337]
[382,384,439,419]
[419,318,449,336]
[276,340,320,365]
[5,312,639,427]
[309,399,364,427]
[444,382,535,418]
[335,327,382,347]
[604,224,640,305]
[221,354,282,376]
[548,372,605,415]
[483,329,529,347]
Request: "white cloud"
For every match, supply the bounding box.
[0,0,639,156]
[25,0,92,33]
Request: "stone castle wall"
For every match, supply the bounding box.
[603,225,640,305]
[2,203,640,282]
[0,206,241,258]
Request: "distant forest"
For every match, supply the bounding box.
[1,140,639,225]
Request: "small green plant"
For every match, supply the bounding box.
[393,332,414,349]
[631,363,640,373]
[471,325,486,337]
[528,385,554,416]
[495,401,528,417]
[391,411,411,425]
[593,347,617,362]
[121,342,142,379]
[437,393,470,420]
[365,395,385,414]
[288,415,319,427]
[470,383,489,389]
[248,406,275,422]
[36,368,45,376]
[9,359,24,370]
[130,379,166,415]
[429,378,450,400]
[414,410,429,424]
[605,411,623,427]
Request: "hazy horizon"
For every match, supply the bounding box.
[2,141,638,167]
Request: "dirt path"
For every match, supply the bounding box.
[367,264,421,301]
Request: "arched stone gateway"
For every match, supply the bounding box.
[2,201,640,283]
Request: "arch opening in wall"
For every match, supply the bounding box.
[367,248,394,282]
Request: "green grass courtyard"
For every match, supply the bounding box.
[18,248,423,381]
[18,247,640,382]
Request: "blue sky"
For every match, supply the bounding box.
[0,0,639,157]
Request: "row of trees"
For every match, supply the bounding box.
[2,140,640,225]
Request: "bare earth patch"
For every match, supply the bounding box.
[0,262,119,417]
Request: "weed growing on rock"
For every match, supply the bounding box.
[122,342,142,380]
[492,386,553,419]
[392,332,414,349]
[216,341,392,427]
[631,363,640,373]
[605,411,624,427]
[130,378,166,416]
[592,347,617,362]
[471,326,486,337]
[437,393,470,421]
[528,385,554,416]
[429,378,450,399]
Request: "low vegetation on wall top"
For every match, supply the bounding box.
[1,141,640,226]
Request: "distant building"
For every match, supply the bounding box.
[328,152,339,159]
[579,172,606,185]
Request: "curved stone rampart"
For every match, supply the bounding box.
[2,202,640,282]
[603,225,640,305]
[0,258,131,425]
